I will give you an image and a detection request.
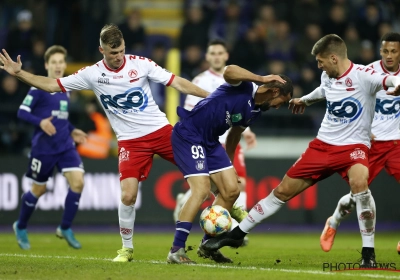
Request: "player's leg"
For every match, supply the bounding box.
[55,149,85,249]
[232,144,247,212]
[347,163,376,268]
[57,170,84,249]
[14,154,55,250]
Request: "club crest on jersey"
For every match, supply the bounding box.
[326,97,363,124]
[345,77,353,87]
[350,148,366,160]
[128,69,138,78]
[195,160,205,171]
[119,147,130,163]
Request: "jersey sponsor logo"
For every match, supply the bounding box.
[349,148,366,160]
[119,147,130,163]
[326,97,363,123]
[375,98,400,117]
[232,113,242,122]
[22,95,33,106]
[195,160,205,171]
[98,77,109,85]
[99,87,149,113]
[128,69,138,78]
[60,100,68,111]
[225,111,232,127]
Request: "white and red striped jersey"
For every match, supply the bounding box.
[184,69,230,143]
[368,60,400,141]
[57,55,174,140]
[316,62,389,148]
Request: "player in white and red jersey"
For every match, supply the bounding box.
[0,24,209,262]
[200,34,400,267]
[173,40,257,230]
[319,32,400,255]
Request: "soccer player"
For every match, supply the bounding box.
[200,34,400,268]
[0,24,209,262]
[13,45,87,250]
[173,39,257,228]
[320,32,400,255]
[167,65,293,264]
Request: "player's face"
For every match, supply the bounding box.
[206,44,228,72]
[45,53,66,79]
[256,87,291,111]
[380,41,400,72]
[315,54,339,78]
[100,40,126,69]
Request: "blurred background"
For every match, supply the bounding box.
[1,0,400,228]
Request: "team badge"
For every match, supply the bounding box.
[345,77,353,87]
[128,69,138,78]
[350,148,366,160]
[119,147,130,163]
[195,160,205,171]
[232,113,242,122]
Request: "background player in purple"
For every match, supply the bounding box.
[167,65,293,264]
[320,32,400,255]
[13,45,87,250]
[201,34,400,267]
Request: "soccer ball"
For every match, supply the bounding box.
[199,205,232,236]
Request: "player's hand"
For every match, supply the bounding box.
[261,74,286,84]
[40,116,56,136]
[387,85,400,96]
[71,129,87,144]
[0,49,22,76]
[288,98,306,114]
[371,133,376,142]
[242,129,257,150]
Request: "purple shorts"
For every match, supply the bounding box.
[171,130,232,178]
[25,148,84,184]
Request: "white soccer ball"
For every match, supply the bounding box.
[199,205,232,236]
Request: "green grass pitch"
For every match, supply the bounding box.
[0,231,399,280]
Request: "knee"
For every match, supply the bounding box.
[349,178,368,192]
[69,177,85,193]
[221,185,240,202]
[32,185,47,197]
[121,188,137,205]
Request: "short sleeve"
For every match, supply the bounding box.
[146,60,175,86]
[357,66,388,95]
[57,66,92,92]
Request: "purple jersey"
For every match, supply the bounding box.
[17,88,75,155]
[174,81,260,146]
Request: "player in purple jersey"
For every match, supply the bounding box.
[13,45,87,250]
[167,65,293,264]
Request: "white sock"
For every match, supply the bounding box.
[118,201,136,249]
[329,192,355,229]
[234,191,247,211]
[230,218,239,231]
[353,190,376,248]
[239,190,284,233]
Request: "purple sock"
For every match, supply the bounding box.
[171,221,192,252]
[18,191,38,229]
[60,189,81,230]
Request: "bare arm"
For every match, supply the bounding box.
[223,65,286,85]
[226,126,245,163]
[0,49,61,92]
[170,75,209,98]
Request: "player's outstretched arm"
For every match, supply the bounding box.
[170,76,209,98]
[288,98,307,114]
[223,65,285,85]
[0,49,61,93]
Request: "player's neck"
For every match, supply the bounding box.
[209,68,224,76]
[337,59,352,78]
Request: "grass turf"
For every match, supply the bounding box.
[0,231,399,280]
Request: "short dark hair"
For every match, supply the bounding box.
[100,24,124,48]
[208,39,227,50]
[44,45,67,63]
[311,34,347,58]
[266,74,293,98]
[381,32,400,43]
